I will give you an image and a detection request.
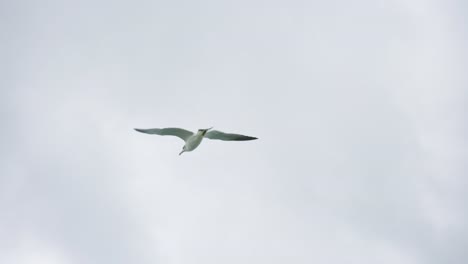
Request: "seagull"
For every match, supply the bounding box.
[134,127,258,155]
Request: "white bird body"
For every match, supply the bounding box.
[134,127,257,155]
[182,130,205,153]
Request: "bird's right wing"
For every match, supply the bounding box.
[134,127,194,142]
[204,130,258,141]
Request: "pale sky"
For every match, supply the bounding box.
[1,0,467,263]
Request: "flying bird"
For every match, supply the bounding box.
[134,127,258,155]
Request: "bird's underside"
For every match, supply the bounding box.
[134,127,257,155]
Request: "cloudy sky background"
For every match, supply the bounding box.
[1,0,467,263]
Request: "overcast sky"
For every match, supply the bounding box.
[1,0,467,263]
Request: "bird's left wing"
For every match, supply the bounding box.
[134,127,194,142]
[204,130,258,141]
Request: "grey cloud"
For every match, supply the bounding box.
[1,0,467,263]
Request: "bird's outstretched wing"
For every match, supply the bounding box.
[204,130,258,141]
[134,128,194,142]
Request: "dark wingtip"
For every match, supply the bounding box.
[235,136,258,141]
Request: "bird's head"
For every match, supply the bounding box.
[198,127,213,135]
